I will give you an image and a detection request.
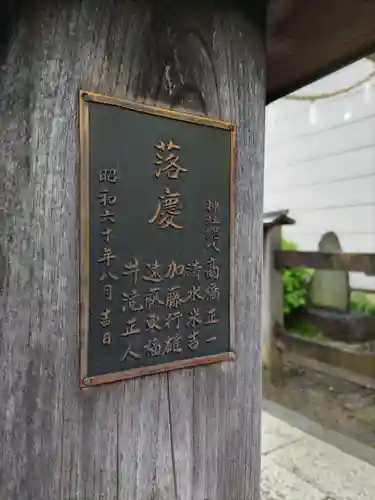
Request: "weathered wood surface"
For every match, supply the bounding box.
[262,225,284,381]
[275,250,375,276]
[0,1,265,499]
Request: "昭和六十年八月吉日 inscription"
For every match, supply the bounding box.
[79,90,236,387]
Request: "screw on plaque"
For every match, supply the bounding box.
[83,377,92,386]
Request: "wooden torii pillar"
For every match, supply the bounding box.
[0,1,265,499]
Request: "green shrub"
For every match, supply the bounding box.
[350,291,375,316]
[282,239,313,316]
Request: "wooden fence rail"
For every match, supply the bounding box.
[275,250,375,276]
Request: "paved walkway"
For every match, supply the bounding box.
[261,411,375,500]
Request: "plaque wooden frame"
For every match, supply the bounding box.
[78,90,236,388]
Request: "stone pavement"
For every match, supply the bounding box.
[261,411,375,500]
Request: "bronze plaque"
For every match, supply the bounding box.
[79,90,236,387]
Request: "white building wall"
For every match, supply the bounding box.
[264,58,375,291]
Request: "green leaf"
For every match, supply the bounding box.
[282,239,313,316]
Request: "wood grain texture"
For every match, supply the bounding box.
[3,0,375,103]
[0,1,266,499]
[262,226,284,380]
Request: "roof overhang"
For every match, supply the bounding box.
[267,0,375,102]
[263,210,295,231]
